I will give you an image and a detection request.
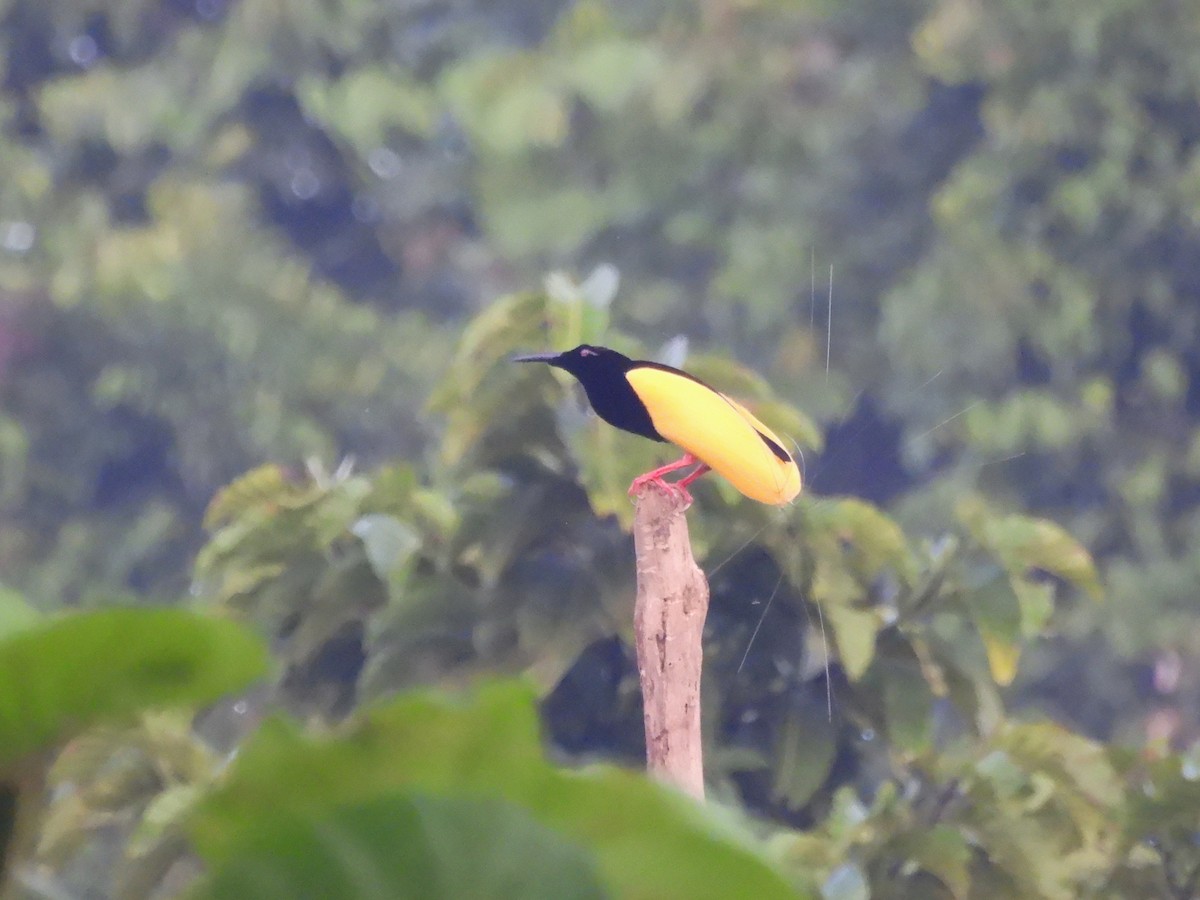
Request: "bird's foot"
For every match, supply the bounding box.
[628,454,698,492]
[628,473,694,508]
[629,454,709,508]
[628,455,695,498]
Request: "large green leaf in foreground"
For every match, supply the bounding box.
[191,681,804,900]
[0,608,269,769]
[194,792,607,900]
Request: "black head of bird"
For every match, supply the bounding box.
[514,344,627,378]
[515,344,802,507]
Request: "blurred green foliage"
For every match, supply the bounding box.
[191,681,800,900]
[2,0,1200,896]
[0,605,267,895]
[0,607,266,769]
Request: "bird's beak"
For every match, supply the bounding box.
[512,352,560,364]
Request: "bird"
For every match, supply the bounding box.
[515,344,802,506]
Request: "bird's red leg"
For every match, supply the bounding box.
[675,462,711,491]
[668,462,711,506]
[628,453,699,499]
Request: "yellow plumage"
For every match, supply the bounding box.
[624,367,802,505]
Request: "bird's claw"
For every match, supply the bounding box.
[628,475,694,508]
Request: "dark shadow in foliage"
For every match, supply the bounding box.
[543,636,644,765]
[280,622,368,720]
[92,405,182,509]
[706,548,858,828]
[809,396,908,503]
[902,80,987,182]
[2,2,66,93]
[727,668,858,831]
[237,86,401,301]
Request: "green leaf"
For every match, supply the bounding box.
[428,290,552,430]
[825,606,879,681]
[202,463,292,530]
[808,498,914,584]
[352,514,421,580]
[0,608,268,769]
[191,681,801,900]
[193,792,607,900]
[1007,518,1102,601]
[998,722,1122,810]
[896,825,971,899]
[770,701,837,810]
[962,722,1122,896]
[442,54,567,152]
[978,635,1020,689]
[1011,577,1055,638]
[960,503,1102,601]
[566,38,662,109]
[128,782,205,857]
[875,640,935,754]
[966,575,1023,686]
[299,70,437,147]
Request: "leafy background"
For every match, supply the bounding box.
[1,0,1199,897]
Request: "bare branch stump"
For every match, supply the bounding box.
[632,485,710,800]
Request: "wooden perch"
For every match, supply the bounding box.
[632,485,710,800]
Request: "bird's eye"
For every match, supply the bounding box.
[579,347,597,357]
